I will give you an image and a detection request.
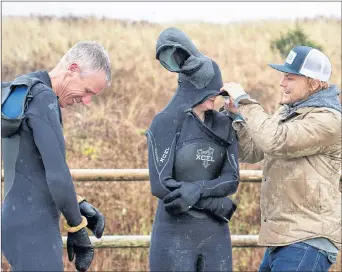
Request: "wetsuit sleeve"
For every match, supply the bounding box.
[146,113,180,200]
[194,129,240,198]
[27,90,82,227]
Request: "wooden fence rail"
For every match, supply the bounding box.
[61,235,261,248]
[2,169,341,182]
[2,169,341,249]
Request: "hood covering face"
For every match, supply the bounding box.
[156,27,224,113]
[156,27,216,89]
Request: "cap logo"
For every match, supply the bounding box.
[285,50,297,65]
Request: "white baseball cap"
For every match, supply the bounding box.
[269,45,332,82]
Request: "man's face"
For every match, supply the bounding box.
[196,95,217,112]
[59,69,108,108]
[279,73,310,104]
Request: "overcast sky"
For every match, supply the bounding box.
[2,2,341,23]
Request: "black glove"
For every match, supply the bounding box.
[194,196,237,222]
[79,200,105,239]
[67,227,94,272]
[163,180,202,215]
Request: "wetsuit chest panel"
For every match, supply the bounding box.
[174,141,226,182]
[174,116,226,182]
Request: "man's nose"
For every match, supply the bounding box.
[279,76,286,87]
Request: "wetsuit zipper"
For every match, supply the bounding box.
[186,108,231,147]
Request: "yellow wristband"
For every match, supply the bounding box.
[77,195,86,203]
[64,216,88,233]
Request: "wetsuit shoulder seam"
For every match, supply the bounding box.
[156,112,182,126]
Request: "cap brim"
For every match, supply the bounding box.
[268,64,302,75]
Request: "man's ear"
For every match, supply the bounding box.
[312,79,321,91]
[67,63,80,73]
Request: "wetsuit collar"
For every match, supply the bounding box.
[27,71,53,89]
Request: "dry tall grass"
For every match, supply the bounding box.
[1,15,341,271]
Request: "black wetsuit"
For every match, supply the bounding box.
[147,28,239,272]
[1,71,82,271]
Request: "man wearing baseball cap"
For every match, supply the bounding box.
[221,45,341,271]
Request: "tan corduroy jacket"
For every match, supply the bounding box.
[233,102,341,249]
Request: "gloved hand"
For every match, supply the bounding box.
[67,227,94,272]
[193,196,237,222]
[163,180,202,215]
[79,199,105,239]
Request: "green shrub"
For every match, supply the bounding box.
[271,27,323,58]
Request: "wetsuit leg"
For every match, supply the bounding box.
[150,229,196,271]
[149,220,197,271]
[199,226,232,272]
[1,175,63,271]
[2,224,63,271]
[149,204,233,272]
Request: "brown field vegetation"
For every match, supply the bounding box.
[1,15,341,271]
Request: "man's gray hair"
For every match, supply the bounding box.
[60,41,112,83]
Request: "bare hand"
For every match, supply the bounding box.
[220,82,246,101]
[224,96,238,114]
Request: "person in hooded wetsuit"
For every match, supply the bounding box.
[146,27,240,272]
[1,41,110,271]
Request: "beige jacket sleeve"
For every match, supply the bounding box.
[237,103,341,159]
[232,120,264,163]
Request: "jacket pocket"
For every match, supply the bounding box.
[317,182,336,214]
[304,179,321,214]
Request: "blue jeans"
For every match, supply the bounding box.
[259,242,336,272]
